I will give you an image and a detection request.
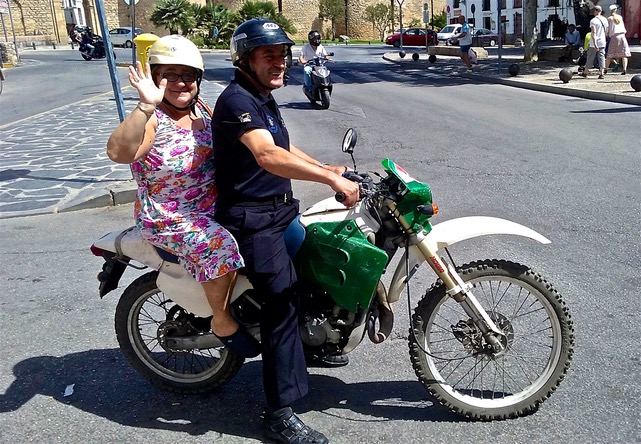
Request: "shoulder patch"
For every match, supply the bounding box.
[238,112,252,123]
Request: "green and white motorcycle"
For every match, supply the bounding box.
[91,128,574,420]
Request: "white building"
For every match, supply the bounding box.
[444,0,620,44]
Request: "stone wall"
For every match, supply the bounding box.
[2,0,446,43]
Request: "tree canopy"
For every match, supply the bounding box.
[365,3,391,41]
[319,0,345,40]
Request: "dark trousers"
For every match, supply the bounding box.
[216,199,308,408]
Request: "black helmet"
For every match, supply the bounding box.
[308,30,321,46]
[230,18,295,66]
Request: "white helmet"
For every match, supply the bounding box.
[148,35,204,73]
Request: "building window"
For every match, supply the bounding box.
[454,0,460,8]
[547,0,560,6]
[513,0,522,7]
[514,12,523,37]
[482,0,490,11]
[484,16,491,30]
[501,0,506,8]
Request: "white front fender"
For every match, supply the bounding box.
[387,216,551,303]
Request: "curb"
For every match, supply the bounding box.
[486,75,641,106]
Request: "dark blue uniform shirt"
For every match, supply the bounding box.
[212,70,291,203]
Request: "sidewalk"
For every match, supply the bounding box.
[0,80,224,219]
[0,49,639,219]
[383,46,641,106]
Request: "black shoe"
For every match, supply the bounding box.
[215,327,260,358]
[263,407,329,444]
[305,354,349,368]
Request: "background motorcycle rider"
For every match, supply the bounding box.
[212,18,358,444]
[298,30,331,91]
[105,35,258,359]
[81,27,97,57]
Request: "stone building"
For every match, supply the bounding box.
[0,0,446,46]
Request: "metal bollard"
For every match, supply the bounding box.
[52,42,56,49]
[32,42,36,50]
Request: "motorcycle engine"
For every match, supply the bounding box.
[300,315,341,347]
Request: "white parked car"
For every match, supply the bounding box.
[108,27,143,48]
[437,24,475,45]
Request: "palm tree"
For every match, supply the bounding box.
[235,1,296,35]
[150,0,196,35]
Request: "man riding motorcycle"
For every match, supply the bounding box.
[298,30,331,91]
[81,27,97,57]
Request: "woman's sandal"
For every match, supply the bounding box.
[216,327,261,358]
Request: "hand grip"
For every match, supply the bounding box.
[335,192,346,202]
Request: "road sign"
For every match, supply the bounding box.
[122,0,139,5]
[0,0,8,13]
[446,4,450,14]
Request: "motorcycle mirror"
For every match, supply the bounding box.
[328,52,335,57]
[342,128,357,154]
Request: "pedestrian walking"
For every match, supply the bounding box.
[605,4,630,75]
[450,15,474,72]
[579,5,607,79]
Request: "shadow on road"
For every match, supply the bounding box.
[0,348,462,440]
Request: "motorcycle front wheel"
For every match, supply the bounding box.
[409,259,574,420]
[114,271,244,394]
[320,89,330,109]
[81,53,92,60]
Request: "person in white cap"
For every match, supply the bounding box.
[579,5,607,79]
[605,3,631,75]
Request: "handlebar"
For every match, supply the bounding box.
[334,171,374,203]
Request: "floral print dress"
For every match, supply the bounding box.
[132,102,244,282]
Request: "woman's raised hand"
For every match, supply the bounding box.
[128,61,166,106]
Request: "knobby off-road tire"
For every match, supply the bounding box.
[320,89,331,109]
[409,260,574,420]
[115,271,244,394]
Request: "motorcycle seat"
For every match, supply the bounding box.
[154,246,180,264]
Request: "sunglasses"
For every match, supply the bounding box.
[162,72,199,83]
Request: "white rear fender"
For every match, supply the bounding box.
[94,227,183,278]
[387,216,551,303]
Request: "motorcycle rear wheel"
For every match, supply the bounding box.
[81,53,92,61]
[115,271,244,394]
[409,259,574,420]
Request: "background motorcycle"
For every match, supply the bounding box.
[91,128,574,420]
[303,53,334,109]
[79,33,112,61]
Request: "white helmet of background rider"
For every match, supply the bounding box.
[148,35,204,110]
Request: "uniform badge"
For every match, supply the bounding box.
[267,116,278,134]
[238,112,252,123]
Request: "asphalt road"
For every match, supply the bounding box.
[0,46,639,443]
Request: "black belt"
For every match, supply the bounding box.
[226,191,294,208]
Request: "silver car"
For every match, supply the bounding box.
[108,27,143,48]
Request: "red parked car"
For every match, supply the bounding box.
[385,28,438,48]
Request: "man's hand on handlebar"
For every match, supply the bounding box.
[331,175,359,208]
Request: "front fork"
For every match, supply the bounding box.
[388,203,506,352]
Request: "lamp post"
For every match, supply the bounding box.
[430,0,434,29]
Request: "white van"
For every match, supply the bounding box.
[437,24,474,45]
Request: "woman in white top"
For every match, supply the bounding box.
[605,4,631,75]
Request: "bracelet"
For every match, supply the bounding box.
[136,102,156,116]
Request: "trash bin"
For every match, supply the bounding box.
[133,33,159,66]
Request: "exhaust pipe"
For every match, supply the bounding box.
[367,281,394,344]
